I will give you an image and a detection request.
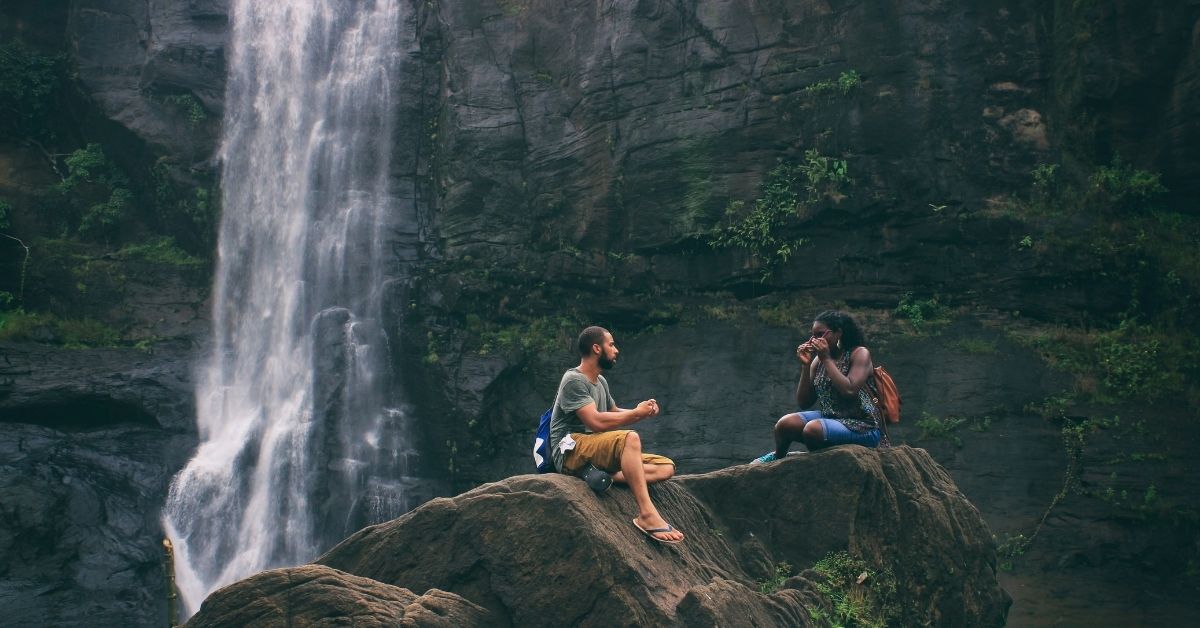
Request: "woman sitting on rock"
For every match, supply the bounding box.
[753,310,887,463]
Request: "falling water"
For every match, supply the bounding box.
[162,0,415,616]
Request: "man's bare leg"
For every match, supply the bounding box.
[612,463,674,484]
[619,432,683,543]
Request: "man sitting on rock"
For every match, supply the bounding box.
[548,326,684,544]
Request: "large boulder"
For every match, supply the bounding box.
[192,446,1010,626]
[186,565,497,627]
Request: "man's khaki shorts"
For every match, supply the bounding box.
[561,430,675,474]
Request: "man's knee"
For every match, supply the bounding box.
[657,464,675,480]
[623,430,642,452]
[802,420,824,441]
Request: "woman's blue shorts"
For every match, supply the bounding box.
[798,410,882,448]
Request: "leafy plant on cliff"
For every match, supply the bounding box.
[892,292,950,332]
[808,551,899,628]
[804,70,862,97]
[1020,158,1194,328]
[710,149,851,280]
[1083,155,1167,214]
[162,93,207,126]
[115,237,203,267]
[1014,319,1192,404]
[54,143,135,242]
[915,412,967,447]
[998,402,1124,570]
[757,561,793,594]
[151,160,220,253]
[0,41,65,144]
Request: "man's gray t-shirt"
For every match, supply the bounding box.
[549,367,616,472]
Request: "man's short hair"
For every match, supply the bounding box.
[577,326,609,356]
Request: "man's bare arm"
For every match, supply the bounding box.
[576,399,659,431]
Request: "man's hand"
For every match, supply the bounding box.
[636,399,660,418]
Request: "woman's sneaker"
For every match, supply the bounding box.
[751,452,778,464]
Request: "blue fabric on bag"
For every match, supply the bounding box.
[533,408,554,473]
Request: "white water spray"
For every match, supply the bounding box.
[163,0,415,616]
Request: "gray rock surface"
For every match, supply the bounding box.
[68,0,227,161]
[0,341,198,627]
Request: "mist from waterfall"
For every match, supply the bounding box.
[162,0,414,616]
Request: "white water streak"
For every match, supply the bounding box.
[163,0,409,617]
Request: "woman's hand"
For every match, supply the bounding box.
[796,341,816,364]
[812,337,831,360]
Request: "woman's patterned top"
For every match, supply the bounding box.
[813,347,883,433]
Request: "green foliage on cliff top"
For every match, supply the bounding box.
[0,41,65,142]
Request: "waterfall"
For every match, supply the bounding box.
[162,0,416,616]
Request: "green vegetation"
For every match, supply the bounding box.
[808,551,899,628]
[472,314,576,357]
[61,143,129,190]
[0,309,122,348]
[1017,157,1197,337]
[948,337,998,354]
[1087,156,1166,213]
[757,561,793,594]
[497,0,525,16]
[996,409,1127,569]
[915,413,968,446]
[892,292,950,332]
[162,94,206,126]
[0,41,65,143]
[1013,319,1191,404]
[116,237,204,267]
[804,70,862,97]
[152,160,220,251]
[710,149,852,280]
[53,143,135,242]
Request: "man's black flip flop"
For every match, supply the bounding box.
[632,518,683,544]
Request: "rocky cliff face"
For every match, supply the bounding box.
[188,447,1011,627]
[0,341,198,626]
[1,0,1197,626]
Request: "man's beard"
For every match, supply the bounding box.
[599,355,616,370]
